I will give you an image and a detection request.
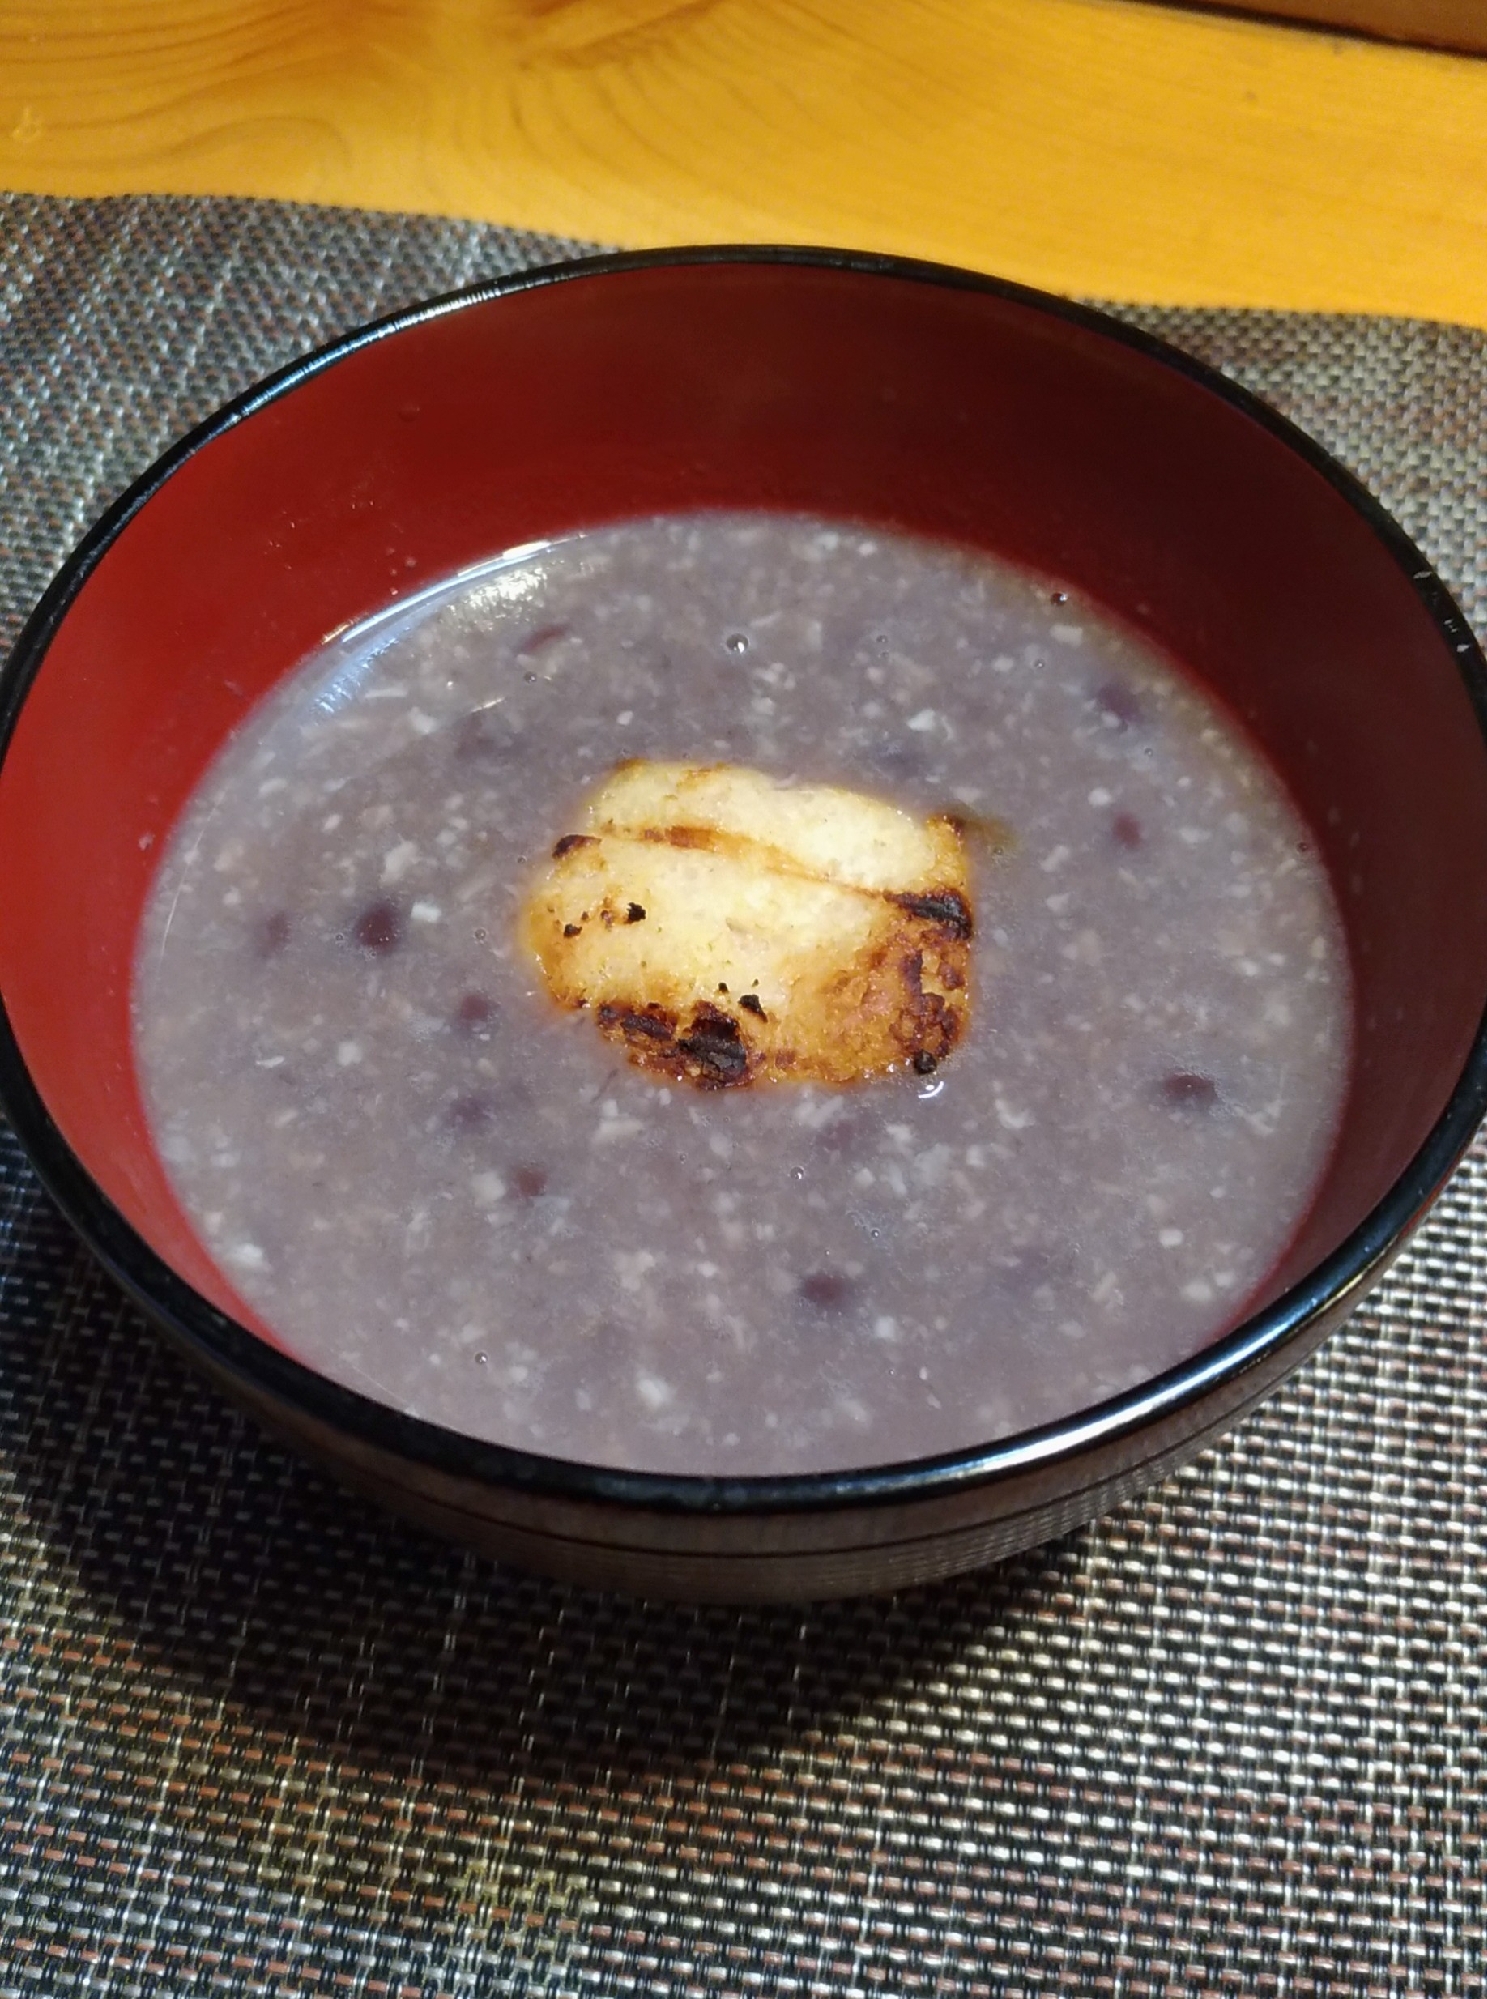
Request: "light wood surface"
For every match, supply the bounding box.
[2,0,1486,327]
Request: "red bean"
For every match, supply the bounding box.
[1092,679,1142,729]
[798,1271,854,1311]
[256,910,291,957]
[353,900,401,953]
[454,990,496,1031]
[447,1092,493,1132]
[1158,1071,1218,1111]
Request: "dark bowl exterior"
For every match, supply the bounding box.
[3,247,1487,1600]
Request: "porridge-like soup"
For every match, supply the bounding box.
[133,512,1351,1474]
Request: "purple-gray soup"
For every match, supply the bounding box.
[133,512,1351,1474]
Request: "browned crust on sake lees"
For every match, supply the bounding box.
[518,760,985,1089]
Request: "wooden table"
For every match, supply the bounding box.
[2,0,1485,328]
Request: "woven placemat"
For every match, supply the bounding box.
[0,193,1482,1996]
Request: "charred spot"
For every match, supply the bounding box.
[563,922,582,938]
[516,622,570,658]
[353,899,402,954]
[1111,812,1144,850]
[625,902,647,924]
[453,989,496,1033]
[738,992,766,1019]
[912,1049,938,1075]
[1157,1071,1219,1112]
[894,948,961,1069]
[552,832,595,860]
[598,1000,676,1045]
[512,1163,549,1199]
[1092,679,1143,730]
[677,1004,750,1087]
[446,1092,494,1133]
[891,888,974,940]
[255,910,292,959]
[798,1270,854,1312]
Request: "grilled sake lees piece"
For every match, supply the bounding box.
[519,759,977,1088]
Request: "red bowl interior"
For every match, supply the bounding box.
[3,256,1486,1372]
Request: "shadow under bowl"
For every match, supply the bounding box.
[2,248,1486,1599]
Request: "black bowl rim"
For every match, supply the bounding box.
[2,243,1486,1523]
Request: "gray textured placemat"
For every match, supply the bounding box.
[0,192,1483,1997]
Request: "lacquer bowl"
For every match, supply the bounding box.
[2,249,1485,1599]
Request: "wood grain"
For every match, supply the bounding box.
[3,0,1486,326]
